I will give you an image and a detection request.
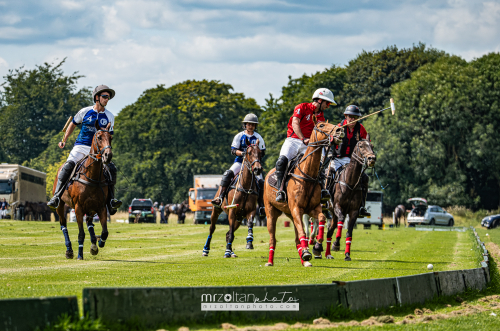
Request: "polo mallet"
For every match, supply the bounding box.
[62,116,73,132]
[339,98,396,129]
[224,153,247,209]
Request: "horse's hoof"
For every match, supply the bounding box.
[66,250,74,259]
[202,253,209,257]
[77,256,83,260]
[302,249,312,261]
[246,243,254,249]
[314,255,322,259]
[223,254,231,258]
[90,244,99,256]
[332,244,340,252]
[98,240,105,248]
[326,255,334,259]
[265,262,273,267]
[344,253,351,261]
[312,243,323,256]
[303,261,313,267]
[231,253,238,258]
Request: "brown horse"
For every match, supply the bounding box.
[54,120,113,260]
[263,118,342,267]
[202,139,262,258]
[165,200,189,224]
[394,204,406,227]
[323,138,376,261]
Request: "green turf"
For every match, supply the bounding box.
[0,220,478,309]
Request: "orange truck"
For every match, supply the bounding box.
[188,175,228,224]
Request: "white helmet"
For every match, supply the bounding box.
[312,88,337,105]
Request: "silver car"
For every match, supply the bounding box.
[407,198,454,226]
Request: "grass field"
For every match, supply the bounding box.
[0,218,477,307]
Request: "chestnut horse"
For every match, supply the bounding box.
[202,139,262,258]
[54,120,113,260]
[394,204,406,227]
[263,118,342,267]
[323,138,376,261]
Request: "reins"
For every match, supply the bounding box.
[337,141,374,193]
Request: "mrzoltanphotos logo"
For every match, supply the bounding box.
[201,291,299,311]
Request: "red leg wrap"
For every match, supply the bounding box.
[326,237,332,256]
[296,244,304,264]
[316,220,326,242]
[336,222,343,239]
[268,246,275,264]
[300,236,308,249]
[345,237,352,254]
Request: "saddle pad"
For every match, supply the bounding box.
[268,172,279,189]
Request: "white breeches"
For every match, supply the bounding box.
[331,157,351,171]
[230,162,263,180]
[67,145,91,163]
[279,137,308,160]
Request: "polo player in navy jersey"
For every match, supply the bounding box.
[47,85,122,214]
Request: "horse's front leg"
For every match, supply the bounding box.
[57,203,73,259]
[344,208,359,261]
[290,206,311,262]
[293,222,312,267]
[86,215,99,256]
[333,202,345,252]
[224,208,238,258]
[325,213,337,259]
[97,207,109,250]
[246,213,255,250]
[74,206,85,260]
[309,204,327,259]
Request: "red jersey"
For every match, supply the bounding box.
[286,103,325,139]
[337,120,368,156]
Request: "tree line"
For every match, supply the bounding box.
[1,44,499,211]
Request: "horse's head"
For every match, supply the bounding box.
[311,116,344,146]
[93,120,113,164]
[355,133,376,168]
[244,137,263,176]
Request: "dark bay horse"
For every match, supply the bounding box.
[54,120,113,260]
[323,138,376,261]
[394,204,406,227]
[202,139,262,258]
[165,200,189,223]
[263,119,342,267]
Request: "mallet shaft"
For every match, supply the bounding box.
[61,116,73,133]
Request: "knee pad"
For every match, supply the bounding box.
[276,156,288,172]
[221,170,234,187]
[62,160,75,173]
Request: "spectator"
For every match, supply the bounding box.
[159,202,166,224]
[0,198,9,219]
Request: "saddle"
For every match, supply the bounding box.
[267,153,304,193]
[67,156,112,190]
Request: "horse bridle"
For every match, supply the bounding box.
[338,140,375,192]
[89,129,112,161]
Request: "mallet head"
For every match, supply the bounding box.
[390,98,395,115]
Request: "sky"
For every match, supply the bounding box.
[1,0,499,114]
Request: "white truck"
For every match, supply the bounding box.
[355,190,384,228]
[0,164,47,219]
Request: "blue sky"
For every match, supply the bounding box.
[1,0,499,114]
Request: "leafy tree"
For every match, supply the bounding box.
[0,60,91,164]
[113,80,261,206]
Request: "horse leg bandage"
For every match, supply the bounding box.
[345,237,352,254]
[98,230,108,248]
[336,221,343,239]
[246,227,253,243]
[300,236,308,249]
[87,224,97,244]
[296,244,304,264]
[61,226,72,251]
[204,235,212,253]
[326,238,332,256]
[268,246,275,265]
[316,220,326,242]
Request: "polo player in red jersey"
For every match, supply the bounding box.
[331,105,371,217]
[275,88,337,203]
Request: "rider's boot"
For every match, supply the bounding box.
[211,170,234,210]
[106,163,122,215]
[47,161,75,211]
[257,178,265,218]
[275,155,288,202]
[358,174,371,218]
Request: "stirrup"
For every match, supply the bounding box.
[320,189,331,203]
[110,199,122,209]
[275,191,286,202]
[211,198,223,210]
[258,207,265,218]
[359,207,370,218]
[47,196,60,212]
